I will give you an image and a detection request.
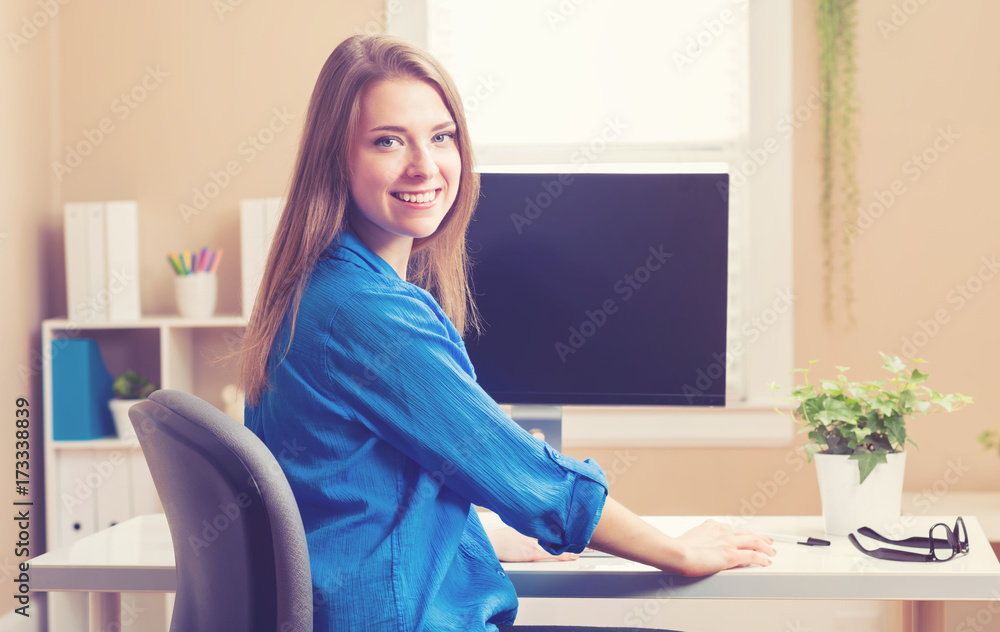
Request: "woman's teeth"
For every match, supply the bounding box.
[394,191,435,203]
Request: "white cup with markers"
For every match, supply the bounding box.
[169,247,222,320]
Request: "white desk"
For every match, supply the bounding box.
[31,515,174,631]
[31,514,1000,632]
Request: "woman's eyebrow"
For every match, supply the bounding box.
[367,121,456,133]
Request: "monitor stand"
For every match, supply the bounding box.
[510,405,563,453]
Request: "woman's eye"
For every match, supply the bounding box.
[433,131,455,144]
[374,136,400,148]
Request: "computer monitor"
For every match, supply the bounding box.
[464,165,730,449]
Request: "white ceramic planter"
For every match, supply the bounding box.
[108,398,143,441]
[814,451,907,536]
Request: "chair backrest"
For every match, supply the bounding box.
[129,389,312,632]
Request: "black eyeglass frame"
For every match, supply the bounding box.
[848,517,969,563]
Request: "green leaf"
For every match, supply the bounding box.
[880,353,906,375]
[820,380,842,393]
[803,443,822,462]
[863,411,885,431]
[885,416,906,448]
[910,368,929,383]
[850,448,888,484]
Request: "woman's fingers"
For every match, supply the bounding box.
[488,526,582,562]
[732,533,777,556]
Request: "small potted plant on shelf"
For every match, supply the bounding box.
[770,353,972,535]
[108,370,157,440]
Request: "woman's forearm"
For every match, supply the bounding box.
[588,496,775,576]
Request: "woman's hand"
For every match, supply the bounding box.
[486,526,580,563]
[670,519,775,577]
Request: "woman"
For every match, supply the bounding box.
[240,34,774,632]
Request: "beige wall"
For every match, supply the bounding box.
[570,1,1000,518]
[1,0,56,621]
[3,0,999,619]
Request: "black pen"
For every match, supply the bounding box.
[759,532,831,547]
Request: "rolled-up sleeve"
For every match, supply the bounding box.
[324,288,608,554]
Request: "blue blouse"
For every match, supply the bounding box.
[245,231,608,631]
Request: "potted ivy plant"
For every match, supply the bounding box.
[978,429,999,457]
[108,370,157,440]
[770,353,972,535]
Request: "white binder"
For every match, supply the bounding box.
[240,199,265,320]
[63,203,90,322]
[240,198,285,319]
[85,203,108,322]
[104,200,142,321]
[57,451,97,548]
[95,454,132,531]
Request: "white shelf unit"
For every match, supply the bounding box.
[41,315,247,632]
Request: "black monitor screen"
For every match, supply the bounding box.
[464,170,729,406]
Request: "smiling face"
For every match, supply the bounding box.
[347,78,461,277]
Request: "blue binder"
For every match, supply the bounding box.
[52,339,116,440]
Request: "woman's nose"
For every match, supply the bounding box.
[405,145,438,179]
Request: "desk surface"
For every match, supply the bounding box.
[32,514,175,593]
[31,514,1000,600]
[491,515,1000,600]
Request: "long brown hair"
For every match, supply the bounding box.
[238,34,481,407]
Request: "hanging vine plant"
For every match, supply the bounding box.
[815,0,860,328]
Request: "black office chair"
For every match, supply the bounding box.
[129,389,312,632]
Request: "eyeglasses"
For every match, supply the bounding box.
[848,517,969,563]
